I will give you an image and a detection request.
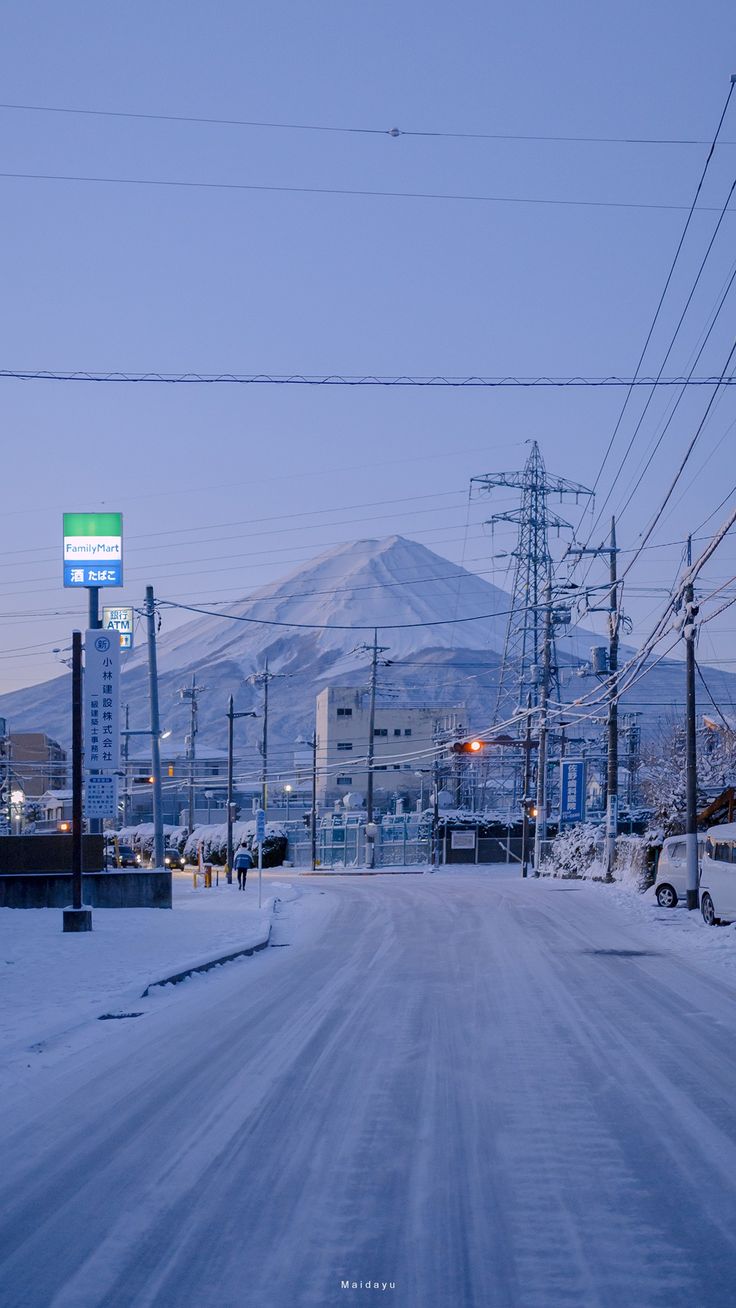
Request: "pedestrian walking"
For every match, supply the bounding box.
[234,847,254,890]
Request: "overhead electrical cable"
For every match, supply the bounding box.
[622,341,736,581]
[2,168,736,215]
[3,100,735,147]
[586,172,736,536]
[2,368,735,388]
[582,79,735,505]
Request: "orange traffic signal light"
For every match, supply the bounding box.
[452,740,485,754]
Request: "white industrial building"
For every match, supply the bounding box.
[316,686,465,811]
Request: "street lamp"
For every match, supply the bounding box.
[284,783,292,822]
[296,733,318,871]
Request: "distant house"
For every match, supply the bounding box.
[37,789,74,831]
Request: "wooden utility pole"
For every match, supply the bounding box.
[603,518,620,882]
[520,692,533,878]
[569,518,620,881]
[684,536,700,910]
[533,582,552,876]
[146,586,165,871]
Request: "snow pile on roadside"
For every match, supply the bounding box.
[588,875,736,971]
[0,877,297,1079]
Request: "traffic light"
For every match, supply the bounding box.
[451,740,485,754]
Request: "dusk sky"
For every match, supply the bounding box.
[2,1,735,690]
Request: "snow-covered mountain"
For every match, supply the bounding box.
[1,535,733,758]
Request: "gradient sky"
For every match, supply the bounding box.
[1,1,735,693]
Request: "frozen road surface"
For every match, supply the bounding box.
[2,871,736,1308]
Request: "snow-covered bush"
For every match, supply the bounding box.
[182,820,287,867]
[546,823,601,878]
[118,824,186,860]
[614,835,652,891]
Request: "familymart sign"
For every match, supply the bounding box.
[63,512,123,588]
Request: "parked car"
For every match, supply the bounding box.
[105,841,139,868]
[700,823,736,925]
[164,845,186,870]
[654,834,705,908]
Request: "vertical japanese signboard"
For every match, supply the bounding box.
[84,631,120,772]
[560,759,586,824]
[63,512,123,587]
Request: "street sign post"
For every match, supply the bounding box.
[102,605,134,649]
[84,774,118,820]
[256,807,265,907]
[63,512,123,588]
[560,759,586,824]
[84,631,120,772]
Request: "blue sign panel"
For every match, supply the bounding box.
[64,562,123,588]
[560,759,586,824]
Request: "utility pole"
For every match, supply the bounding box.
[310,732,318,871]
[63,630,91,932]
[432,753,441,868]
[569,517,621,882]
[604,518,619,883]
[226,696,256,882]
[261,663,269,815]
[247,661,285,820]
[533,582,552,876]
[520,692,533,877]
[366,630,379,825]
[180,673,200,833]
[145,586,165,872]
[684,535,700,910]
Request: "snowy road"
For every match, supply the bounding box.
[2,871,736,1308]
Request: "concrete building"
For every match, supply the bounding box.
[316,687,465,811]
[7,732,67,798]
[123,750,230,826]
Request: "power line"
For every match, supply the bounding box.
[585,80,735,503]
[2,168,736,215]
[2,368,736,388]
[3,100,736,148]
[157,597,517,633]
[622,339,736,581]
[588,175,736,536]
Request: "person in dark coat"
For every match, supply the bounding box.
[233,847,254,890]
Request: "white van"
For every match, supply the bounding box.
[699,823,736,925]
[654,835,704,908]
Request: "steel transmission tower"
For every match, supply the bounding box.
[472,441,592,722]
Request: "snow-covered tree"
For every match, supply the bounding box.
[640,715,736,834]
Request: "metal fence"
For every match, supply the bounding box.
[286,816,432,870]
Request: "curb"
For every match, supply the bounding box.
[141,926,272,997]
[300,869,425,876]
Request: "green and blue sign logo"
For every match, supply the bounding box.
[63,512,123,588]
